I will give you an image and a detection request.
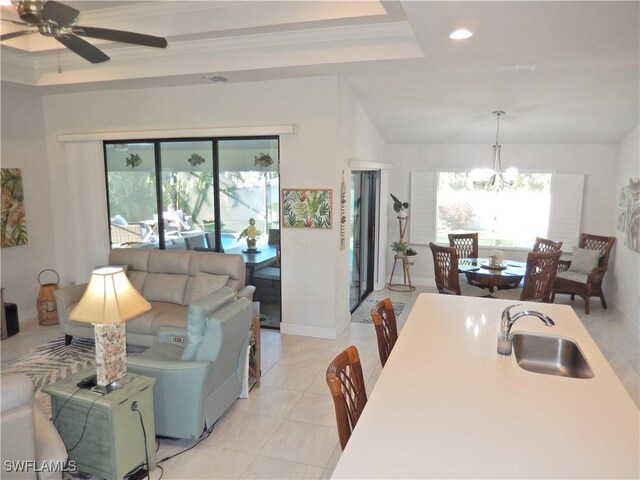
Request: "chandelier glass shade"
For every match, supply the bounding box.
[471,111,517,190]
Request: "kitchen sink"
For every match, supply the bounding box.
[512,333,594,379]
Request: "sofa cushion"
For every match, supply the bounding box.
[189,272,229,303]
[143,273,189,305]
[568,247,600,274]
[190,251,246,291]
[126,302,186,335]
[109,248,150,272]
[127,271,148,294]
[149,250,191,275]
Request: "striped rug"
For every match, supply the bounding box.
[1,336,145,417]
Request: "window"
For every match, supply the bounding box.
[436,172,552,248]
[104,137,279,251]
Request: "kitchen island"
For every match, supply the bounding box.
[332,293,639,479]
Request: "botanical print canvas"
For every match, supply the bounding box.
[282,189,332,228]
[624,178,639,253]
[1,168,28,248]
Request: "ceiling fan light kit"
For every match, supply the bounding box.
[1,0,168,63]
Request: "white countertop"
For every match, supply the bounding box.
[332,294,639,479]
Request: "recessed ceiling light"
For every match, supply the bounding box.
[449,29,473,40]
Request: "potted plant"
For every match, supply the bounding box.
[405,247,418,264]
[391,240,408,259]
[238,218,262,251]
[390,194,409,218]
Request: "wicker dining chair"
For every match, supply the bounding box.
[184,233,211,250]
[448,233,479,259]
[533,237,563,253]
[370,298,398,367]
[551,233,616,314]
[429,243,490,297]
[492,250,562,302]
[326,345,368,450]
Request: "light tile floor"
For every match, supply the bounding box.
[2,287,638,479]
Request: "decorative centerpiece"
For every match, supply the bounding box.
[239,218,261,252]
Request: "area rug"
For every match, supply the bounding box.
[351,297,407,324]
[1,336,145,417]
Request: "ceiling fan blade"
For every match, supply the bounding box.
[1,19,31,27]
[72,25,168,49]
[55,33,109,63]
[0,30,36,42]
[43,0,79,27]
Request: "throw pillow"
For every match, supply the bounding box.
[568,247,600,274]
[189,271,229,303]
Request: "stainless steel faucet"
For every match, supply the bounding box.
[497,304,555,355]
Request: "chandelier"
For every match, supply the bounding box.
[471,111,517,189]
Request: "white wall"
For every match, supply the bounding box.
[336,78,387,329]
[610,125,640,334]
[0,75,386,340]
[1,85,56,321]
[385,144,618,287]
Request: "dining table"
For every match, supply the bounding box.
[458,257,526,292]
[224,244,278,284]
[331,293,639,479]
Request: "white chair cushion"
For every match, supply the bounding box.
[556,270,589,284]
[568,247,600,274]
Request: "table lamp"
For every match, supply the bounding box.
[70,267,151,392]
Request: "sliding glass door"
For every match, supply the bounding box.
[349,170,379,312]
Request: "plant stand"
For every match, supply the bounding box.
[388,216,415,292]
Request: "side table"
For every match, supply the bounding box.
[43,369,156,480]
[249,315,261,388]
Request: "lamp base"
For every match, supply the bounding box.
[77,372,132,395]
[94,322,128,388]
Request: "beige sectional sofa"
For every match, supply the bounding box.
[54,248,255,347]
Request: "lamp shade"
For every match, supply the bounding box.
[70,267,150,324]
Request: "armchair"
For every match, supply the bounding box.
[127,287,253,439]
[1,374,68,480]
[551,233,616,314]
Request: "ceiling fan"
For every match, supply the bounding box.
[0,0,168,63]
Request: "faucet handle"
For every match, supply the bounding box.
[501,303,522,322]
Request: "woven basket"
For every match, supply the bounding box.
[37,269,59,326]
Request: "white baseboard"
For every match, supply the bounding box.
[280,321,344,340]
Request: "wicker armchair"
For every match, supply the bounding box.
[533,237,563,253]
[370,298,398,367]
[492,250,562,302]
[448,233,478,259]
[326,346,368,450]
[429,243,490,297]
[110,222,143,244]
[551,233,616,314]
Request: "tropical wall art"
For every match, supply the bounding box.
[282,188,332,228]
[1,168,28,248]
[624,177,639,253]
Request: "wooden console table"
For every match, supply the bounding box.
[249,315,261,388]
